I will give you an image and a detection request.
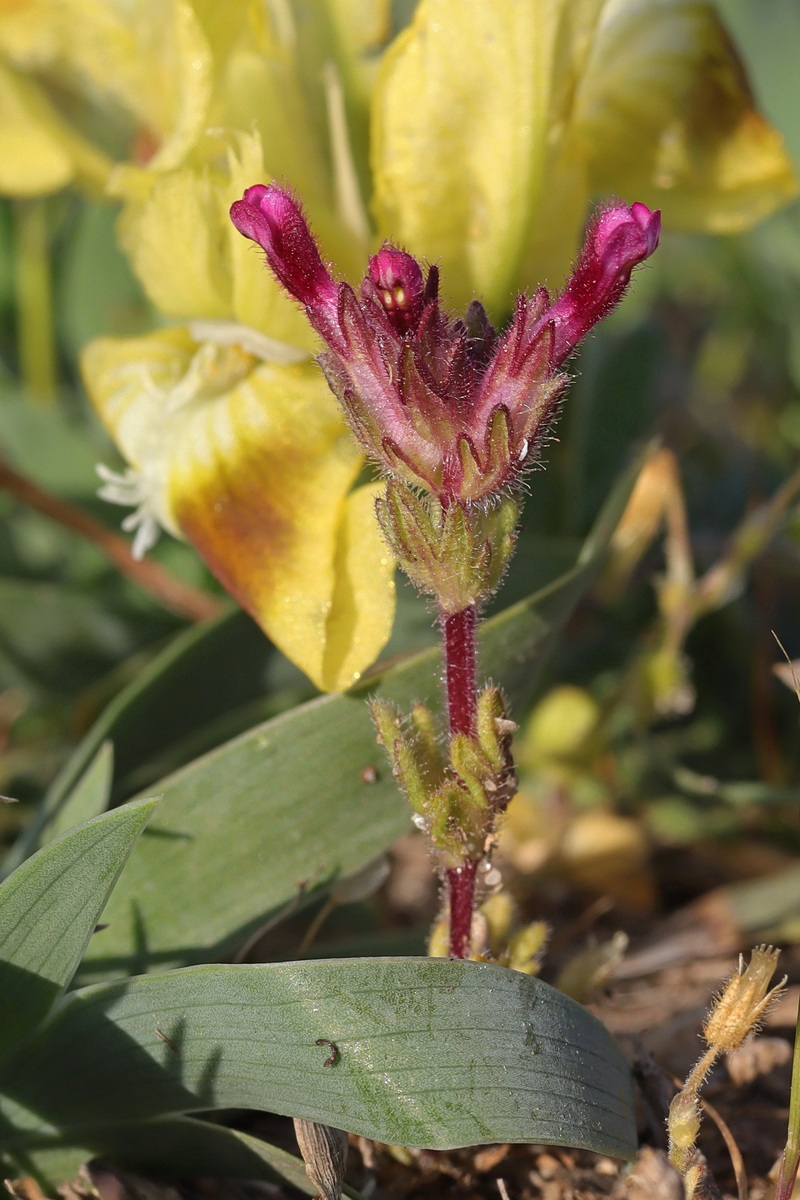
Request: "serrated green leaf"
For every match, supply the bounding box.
[0,798,157,1061]
[75,456,641,980]
[0,958,635,1159]
[43,742,114,846]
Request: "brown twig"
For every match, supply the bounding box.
[698,1093,748,1200]
[0,456,223,623]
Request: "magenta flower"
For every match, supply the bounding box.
[230,185,660,503]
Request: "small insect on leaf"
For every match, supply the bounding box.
[315,1038,340,1067]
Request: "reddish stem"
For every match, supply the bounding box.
[445,861,479,960]
[441,604,479,958]
[442,606,477,736]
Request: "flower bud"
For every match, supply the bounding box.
[668,1090,701,1152]
[230,184,660,503]
[545,202,661,365]
[703,944,786,1052]
[229,185,340,344]
[362,245,426,334]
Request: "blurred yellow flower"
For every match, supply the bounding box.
[4,0,795,690]
[82,121,395,693]
[373,0,798,311]
[0,0,213,195]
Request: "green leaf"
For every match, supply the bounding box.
[0,577,134,695]
[0,958,636,1158]
[0,391,108,500]
[0,1114,364,1197]
[57,199,153,360]
[43,742,114,846]
[77,456,641,980]
[0,798,157,1061]
[2,606,279,878]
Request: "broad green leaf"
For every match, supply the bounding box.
[0,958,636,1158]
[0,1114,364,1197]
[724,863,800,941]
[673,764,800,808]
[0,387,113,498]
[0,799,157,1061]
[0,578,134,694]
[43,743,114,846]
[57,200,154,358]
[1,606,278,878]
[78,457,640,980]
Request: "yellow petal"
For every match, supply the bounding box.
[2,0,211,170]
[0,0,58,66]
[206,19,367,280]
[372,0,562,315]
[575,0,798,232]
[66,0,211,171]
[117,167,231,320]
[81,327,204,535]
[82,329,393,690]
[514,134,591,294]
[320,481,396,692]
[144,0,213,172]
[202,4,333,217]
[170,363,392,690]
[0,64,73,195]
[326,0,392,55]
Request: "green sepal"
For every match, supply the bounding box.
[369,698,403,756]
[376,481,520,612]
[476,686,517,771]
[370,699,443,818]
[427,777,480,865]
[394,739,432,815]
[483,405,512,488]
[480,499,519,596]
[449,733,493,812]
[410,703,444,779]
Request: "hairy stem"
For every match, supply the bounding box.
[442,605,477,736]
[445,860,479,960]
[441,604,478,958]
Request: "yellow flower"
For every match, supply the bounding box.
[373,0,798,312]
[82,127,395,693]
[0,0,213,195]
[14,0,795,690]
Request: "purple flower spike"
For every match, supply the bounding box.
[230,185,660,503]
[545,201,662,365]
